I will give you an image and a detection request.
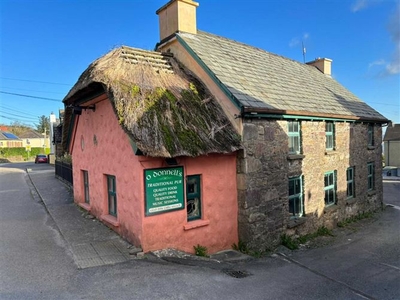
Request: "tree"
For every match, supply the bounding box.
[7,121,32,136]
[36,115,50,135]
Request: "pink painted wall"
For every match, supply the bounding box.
[141,154,238,254]
[71,95,238,254]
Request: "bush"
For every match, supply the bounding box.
[0,147,50,159]
[56,153,72,163]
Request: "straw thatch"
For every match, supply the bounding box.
[63,46,241,157]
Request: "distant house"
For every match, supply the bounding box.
[62,0,389,253]
[18,129,48,148]
[383,124,400,168]
[52,109,64,157]
[0,131,22,148]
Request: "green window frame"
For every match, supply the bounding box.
[324,171,336,206]
[368,124,374,146]
[325,122,335,150]
[83,170,89,204]
[346,167,355,199]
[289,176,303,218]
[186,175,201,221]
[288,121,301,154]
[107,175,117,217]
[367,163,375,190]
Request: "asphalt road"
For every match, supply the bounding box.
[0,162,399,300]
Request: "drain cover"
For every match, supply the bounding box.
[223,269,251,278]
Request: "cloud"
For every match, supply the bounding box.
[369,59,386,68]
[351,0,382,12]
[352,0,368,12]
[289,38,300,48]
[384,4,400,75]
[365,4,400,77]
[289,33,309,48]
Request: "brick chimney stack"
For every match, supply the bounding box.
[156,0,199,41]
[306,58,332,76]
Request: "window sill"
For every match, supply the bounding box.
[367,190,376,196]
[325,150,336,155]
[324,204,339,213]
[346,198,357,205]
[287,217,307,229]
[367,146,375,150]
[287,154,305,160]
[100,214,119,227]
[78,202,91,212]
[183,219,210,231]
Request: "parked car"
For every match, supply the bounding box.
[35,154,48,164]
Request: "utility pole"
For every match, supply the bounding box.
[49,112,56,154]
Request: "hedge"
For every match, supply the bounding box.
[0,147,50,159]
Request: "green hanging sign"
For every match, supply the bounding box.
[144,166,184,216]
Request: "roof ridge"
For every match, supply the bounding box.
[120,45,170,58]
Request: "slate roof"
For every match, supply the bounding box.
[0,131,20,140]
[177,31,388,122]
[63,46,241,157]
[18,130,43,139]
[383,124,400,141]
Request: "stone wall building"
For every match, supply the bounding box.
[156,0,389,251]
[238,120,383,249]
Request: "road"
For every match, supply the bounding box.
[0,162,399,299]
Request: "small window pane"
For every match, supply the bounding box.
[289,177,303,217]
[289,180,295,195]
[187,175,201,221]
[187,178,198,194]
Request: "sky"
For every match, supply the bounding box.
[0,0,399,129]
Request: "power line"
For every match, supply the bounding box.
[0,91,61,102]
[0,86,67,95]
[0,111,37,121]
[0,77,71,86]
[0,115,36,124]
[368,101,399,107]
[0,106,40,117]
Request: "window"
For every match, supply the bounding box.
[324,171,336,206]
[289,176,303,217]
[346,167,355,199]
[83,170,89,204]
[325,122,335,150]
[107,175,117,216]
[368,124,374,146]
[186,175,201,221]
[288,121,301,154]
[367,163,375,190]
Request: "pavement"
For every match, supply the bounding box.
[26,163,251,270]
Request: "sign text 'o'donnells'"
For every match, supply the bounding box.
[144,166,184,216]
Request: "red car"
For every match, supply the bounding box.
[35,154,48,164]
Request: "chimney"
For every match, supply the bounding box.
[306,58,332,76]
[156,0,199,41]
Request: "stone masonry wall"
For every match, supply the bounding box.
[238,119,383,251]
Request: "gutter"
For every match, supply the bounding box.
[241,106,390,124]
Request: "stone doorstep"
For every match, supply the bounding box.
[70,241,143,269]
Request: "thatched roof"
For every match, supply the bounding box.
[63,46,241,157]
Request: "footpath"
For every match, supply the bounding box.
[27,165,139,269]
[26,164,251,270]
